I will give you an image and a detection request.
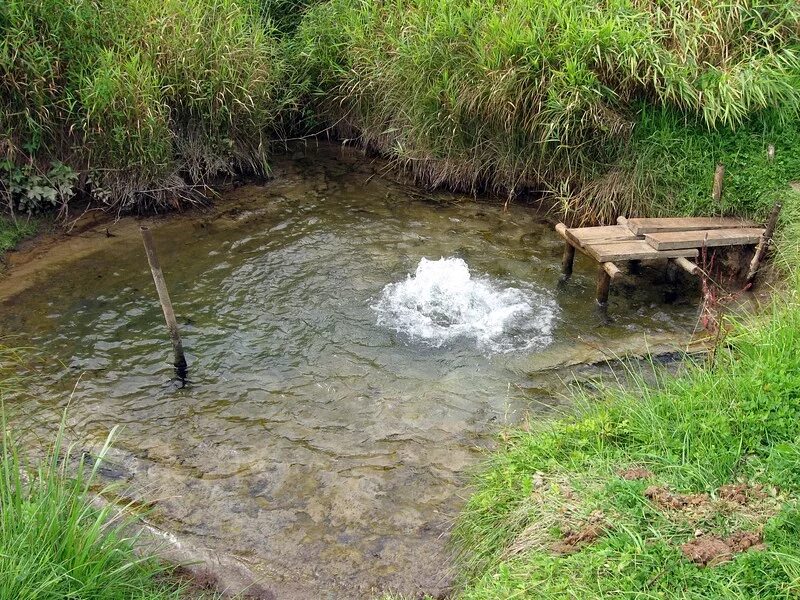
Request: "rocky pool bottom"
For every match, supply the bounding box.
[0,147,708,598]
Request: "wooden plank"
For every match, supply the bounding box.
[626,217,757,235]
[645,228,764,250]
[584,240,699,262]
[565,225,639,247]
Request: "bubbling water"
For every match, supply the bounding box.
[373,257,558,353]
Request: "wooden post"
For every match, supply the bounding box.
[596,265,611,305]
[746,202,783,284]
[555,223,576,278]
[140,226,188,380]
[603,261,622,280]
[561,242,575,277]
[712,164,725,204]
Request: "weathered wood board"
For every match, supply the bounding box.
[625,217,757,236]
[584,240,699,262]
[565,225,640,247]
[645,228,764,251]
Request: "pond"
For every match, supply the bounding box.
[0,147,701,598]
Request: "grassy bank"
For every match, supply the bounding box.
[294,0,800,221]
[1,0,290,210]
[3,0,800,220]
[451,199,800,598]
[0,217,35,256]
[0,430,184,599]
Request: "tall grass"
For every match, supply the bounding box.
[0,412,193,599]
[295,0,800,220]
[0,0,290,209]
[0,418,186,599]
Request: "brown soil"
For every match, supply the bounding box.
[644,485,709,510]
[681,530,764,567]
[718,483,765,505]
[551,510,606,555]
[618,466,654,481]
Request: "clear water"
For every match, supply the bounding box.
[0,148,701,598]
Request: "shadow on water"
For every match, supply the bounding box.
[0,145,702,599]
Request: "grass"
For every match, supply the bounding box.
[0,217,36,255]
[294,0,800,221]
[450,195,800,598]
[3,0,799,220]
[1,0,291,209]
[0,347,191,600]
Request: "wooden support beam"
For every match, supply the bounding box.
[555,223,576,278]
[562,241,576,277]
[746,202,783,284]
[672,256,701,276]
[596,265,612,305]
[603,261,622,280]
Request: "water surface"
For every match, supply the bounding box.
[0,148,701,598]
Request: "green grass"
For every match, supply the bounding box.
[0,418,189,599]
[0,346,191,600]
[4,0,800,219]
[294,0,800,221]
[0,217,36,254]
[451,196,800,598]
[1,0,291,209]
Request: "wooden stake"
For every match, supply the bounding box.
[561,242,575,277]
[596,265,611,305]
[746,202,783,284]
[140,226,188,380]
[555,223,576,279]
[712,164,725,204]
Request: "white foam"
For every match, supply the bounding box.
[372,257,557,353]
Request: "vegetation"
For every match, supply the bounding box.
[451,198,800,598]
[0,348,189,600]
[1,0,290,210]
[0,217,35,255]
[294,0,800,221]
[3,0,799,221]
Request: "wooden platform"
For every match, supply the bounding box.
[555,216,766,305]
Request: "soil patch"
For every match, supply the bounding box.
[644,485,708,510]
[718,483,765,505]
[681,530,764,567]
[551,510,606,555]
[618,466,653,480]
